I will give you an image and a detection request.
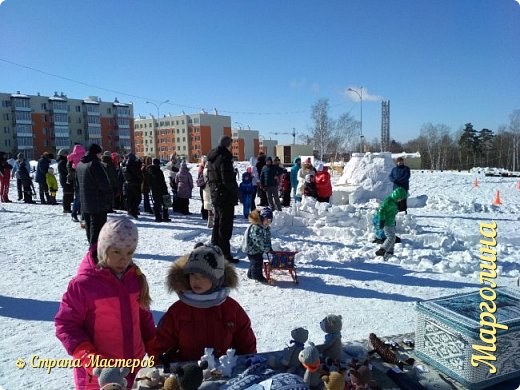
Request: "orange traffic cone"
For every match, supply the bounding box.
[493,190,502,205]
[473,178,479,188]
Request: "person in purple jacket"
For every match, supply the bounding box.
[55,217,156,389]
[175,161,194,215]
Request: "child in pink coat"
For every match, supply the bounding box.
[55,217,156,389]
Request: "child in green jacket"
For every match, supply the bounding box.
[375,187,407,259]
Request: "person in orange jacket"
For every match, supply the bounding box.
[315,162,332,203]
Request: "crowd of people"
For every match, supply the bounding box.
[2,140,412,389]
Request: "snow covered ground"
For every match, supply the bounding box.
[1,162,519,389]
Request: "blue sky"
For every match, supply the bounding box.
[1,0,519,146]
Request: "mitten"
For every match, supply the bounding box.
[72,341,100,375]
[379,220,385,229]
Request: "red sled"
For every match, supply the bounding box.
[263,251,298,285]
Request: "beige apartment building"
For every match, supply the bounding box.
[134,110,234,162]
[0,91,133,159]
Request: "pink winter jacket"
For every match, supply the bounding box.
[55,246,156,389]
[67,144,86,170]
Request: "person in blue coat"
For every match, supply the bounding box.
[389,157,410,213]
[290,157,301,201]
[238,171,253,218]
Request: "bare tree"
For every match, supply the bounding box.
[310,99,333,160]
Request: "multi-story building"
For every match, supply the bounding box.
[133,110,232,162]
[259,139,278,157]
[0,91,134,159]
[231,129,259,162]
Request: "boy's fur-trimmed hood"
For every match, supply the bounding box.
[167,255,239,294]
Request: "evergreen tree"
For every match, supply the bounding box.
[477,128,494,166]
[458,123,478,168]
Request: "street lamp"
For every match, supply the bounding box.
[146,100,169,158]
[348,87,363,153]
[234,121,244,130]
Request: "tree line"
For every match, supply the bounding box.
[305,99,520,171]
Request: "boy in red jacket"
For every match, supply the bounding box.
[153,243,257,364]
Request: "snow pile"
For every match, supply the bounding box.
[2,164,520,389]
[335,153,395,204]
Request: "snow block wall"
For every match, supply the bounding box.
[335,152,395,204]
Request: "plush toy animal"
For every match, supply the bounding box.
[198,347,216,380]
[321,371,345,390]
[92,367,130,390]
[298,342,322,389]
[347,360,378,390]
[219,348,238,377]
[136,367,164,388]
[280,327,309,372]
[174,360,208,390]
[316,314,343,363]
[162,374,180,390]
[368,333,414,370]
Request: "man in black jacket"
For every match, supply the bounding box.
[207,135,239,263]
[76,144,113,245]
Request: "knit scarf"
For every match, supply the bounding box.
[324,332,341,344]
[179,288,230,308]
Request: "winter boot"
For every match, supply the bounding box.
[375,248,386,257]
[207,211,214,228]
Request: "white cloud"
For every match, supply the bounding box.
[0,0,6,5]
[344,86,384,102]
[516,0,520,6]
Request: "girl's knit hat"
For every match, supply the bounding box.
[97,217,138,262]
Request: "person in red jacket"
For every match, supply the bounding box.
[315,163,333,203]
[153,243,257,364]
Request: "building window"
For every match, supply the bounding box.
[2,113,8,120]
[3,126,9,133]
[41,103,47,110]
[182,137,185,142]
[183,146,186,151]
[77,129,82,135]
[76,106,81,112]
[182,128,185,133]
[181,120,185,125]
[107,108,111,114]
[176,120,179,125]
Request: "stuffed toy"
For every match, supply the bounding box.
[322,371,345,390]
[135,367,164,388]
[280,327,309,373]
[162,374,180,390]
[346,360,379,390]
[218,348,237,377]
[316,314,343,363]
[93,367,130,390]
[174,360,209,390]
[199,347,216,380]
[298,342,322,389]
[368,333,414,370]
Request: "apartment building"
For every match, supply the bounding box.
[134,110,232,162]
[231,129,260,161]
[0,91,134,159]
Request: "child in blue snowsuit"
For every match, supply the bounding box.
[239,171,254,218]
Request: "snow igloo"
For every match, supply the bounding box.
[332,152,395,204]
